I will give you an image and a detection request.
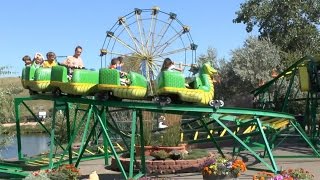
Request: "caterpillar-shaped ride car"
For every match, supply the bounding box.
[21,63,222,106]
[155,63,222,106]
[21,65,148,100]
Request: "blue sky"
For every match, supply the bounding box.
[0,0,256,75]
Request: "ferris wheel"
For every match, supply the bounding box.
[100,6,197,85]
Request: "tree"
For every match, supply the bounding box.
[197,47,219,68]
[234,0,320,55]
[196,47,254,107]
[0,66,11,76]
[0,66,14,157]
[214,59,255,107]
[231,36,282,87]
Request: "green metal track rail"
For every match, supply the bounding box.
[3,95,320,179]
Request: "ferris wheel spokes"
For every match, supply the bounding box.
[135,9,148,54]
[118,17,144,54]
[154,46,191,59]
[152,17,175,54]
[142,7,159,57]
[100,49,139,58]
[153,27,187,56]
[148,7,161,55]
[106,31,142,56]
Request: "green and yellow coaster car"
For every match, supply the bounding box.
[155,63,217,106]
[50,66,99,96]
[97,68,147,99]
[21,66,53,94]
[20,63,218,106]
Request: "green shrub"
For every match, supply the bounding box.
[182,149,210,160]
[150,150,169,160]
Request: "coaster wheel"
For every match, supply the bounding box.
[52,88,62,97]
[209,100,224,108]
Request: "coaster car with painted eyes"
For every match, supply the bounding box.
[154,63,220,106]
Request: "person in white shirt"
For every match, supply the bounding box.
[160,58,182,72]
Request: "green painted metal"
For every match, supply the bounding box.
[133,172,144,179]
[0,164,29,178]
[107,111,130,150]
[255,118,278,172]
[66,103,72,165]
[251,55,316,96]
[290,120,320,157]
[75,114,100,167]
[129,110,137,178]
[252,55,320,144]
[212,115,277,173]
[79,105,93,157]
[184,109,320,173]
[102,107,109,165]
[281,69,297,112]
[14,99,22,160]
[56,105,97,167]
[94,106,128,179]
[199,118,224,157]
[138,111,146,174]
[5,94,320,179]
[186,131,262,145]
[49,101,58,169]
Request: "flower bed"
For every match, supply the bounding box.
[135,144,186,156]
[110,153,213,174]
[200,155,247,179]
[253,168,314,180]
[23,164,81,180]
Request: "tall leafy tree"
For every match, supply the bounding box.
[215,59,255,107]
[234,0,320,55]
[231,36,282,87]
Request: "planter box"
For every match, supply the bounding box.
[135,144,187,156]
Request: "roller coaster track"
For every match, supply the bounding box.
[251,55,320,143]
[0,162,29,179]
[1,95,319,179]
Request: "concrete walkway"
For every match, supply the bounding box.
[78,143,320,180]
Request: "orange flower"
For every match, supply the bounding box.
[32,171,39,176]
[64,164,74,169]
[72,169,79,173]
[204,167,209,171]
